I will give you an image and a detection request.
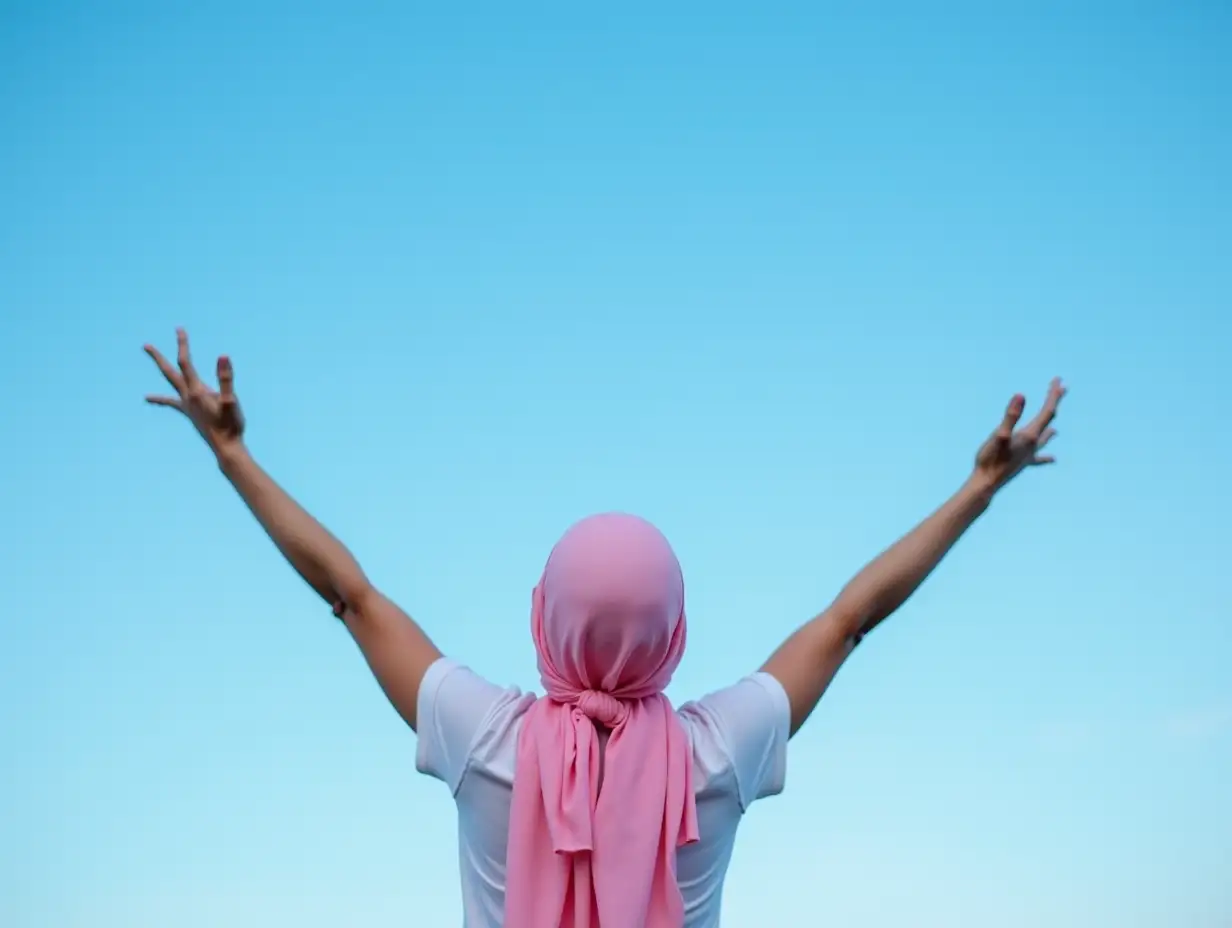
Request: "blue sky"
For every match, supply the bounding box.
[2,3,1230,926]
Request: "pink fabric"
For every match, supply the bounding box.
[504,513,699,928]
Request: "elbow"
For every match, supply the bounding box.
[336,576,378,615]
[826,597,874,642]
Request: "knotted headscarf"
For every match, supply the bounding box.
[504,513,699,928]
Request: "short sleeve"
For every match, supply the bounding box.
[678,672,791,811]
[415,657,514,794]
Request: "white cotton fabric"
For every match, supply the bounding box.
[416,658,791,928]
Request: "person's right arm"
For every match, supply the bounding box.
[760,477,993,736]
[760,380,1066,737]
[144,328,441,731]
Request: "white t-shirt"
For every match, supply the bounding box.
[416,657,791,928]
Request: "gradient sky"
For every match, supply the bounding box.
[2,4,1230,927]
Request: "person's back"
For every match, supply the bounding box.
[416,655,790,926]
[412,513,789,927]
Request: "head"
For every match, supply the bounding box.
[507,514,699,926]
[532,513,686,713]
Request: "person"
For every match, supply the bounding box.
[144,329,1066,928]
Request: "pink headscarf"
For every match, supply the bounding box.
[504,513,699,928]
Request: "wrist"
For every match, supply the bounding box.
[960,472,999,509]
[214,441,251,476]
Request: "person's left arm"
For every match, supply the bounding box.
[217,444,443,733]
[761,379,1067,737]
[143,330,442,732]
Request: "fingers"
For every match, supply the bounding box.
[144,344,184,393]
[1029,425,1058,466]
[145,394,182,409]
[996,394,1026,443]
[216,355,245,433]
[176,328,201,387]
[1025,376,1066,437]
[217,355,235,400]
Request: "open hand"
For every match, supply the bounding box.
[144,328,245,456]
[973,377,1066,493]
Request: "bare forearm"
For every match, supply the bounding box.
[761,380,1066,738]
[834,476,993,639]
[216,445,370,606]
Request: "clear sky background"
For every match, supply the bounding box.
[2,3,1230,927]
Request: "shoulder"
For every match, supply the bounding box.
[677,672,791,810]
[415,657,537,794]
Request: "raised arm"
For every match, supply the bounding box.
[143,329,441,730]
[761,380,1067,736]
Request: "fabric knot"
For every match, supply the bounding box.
[573,689,629,727]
